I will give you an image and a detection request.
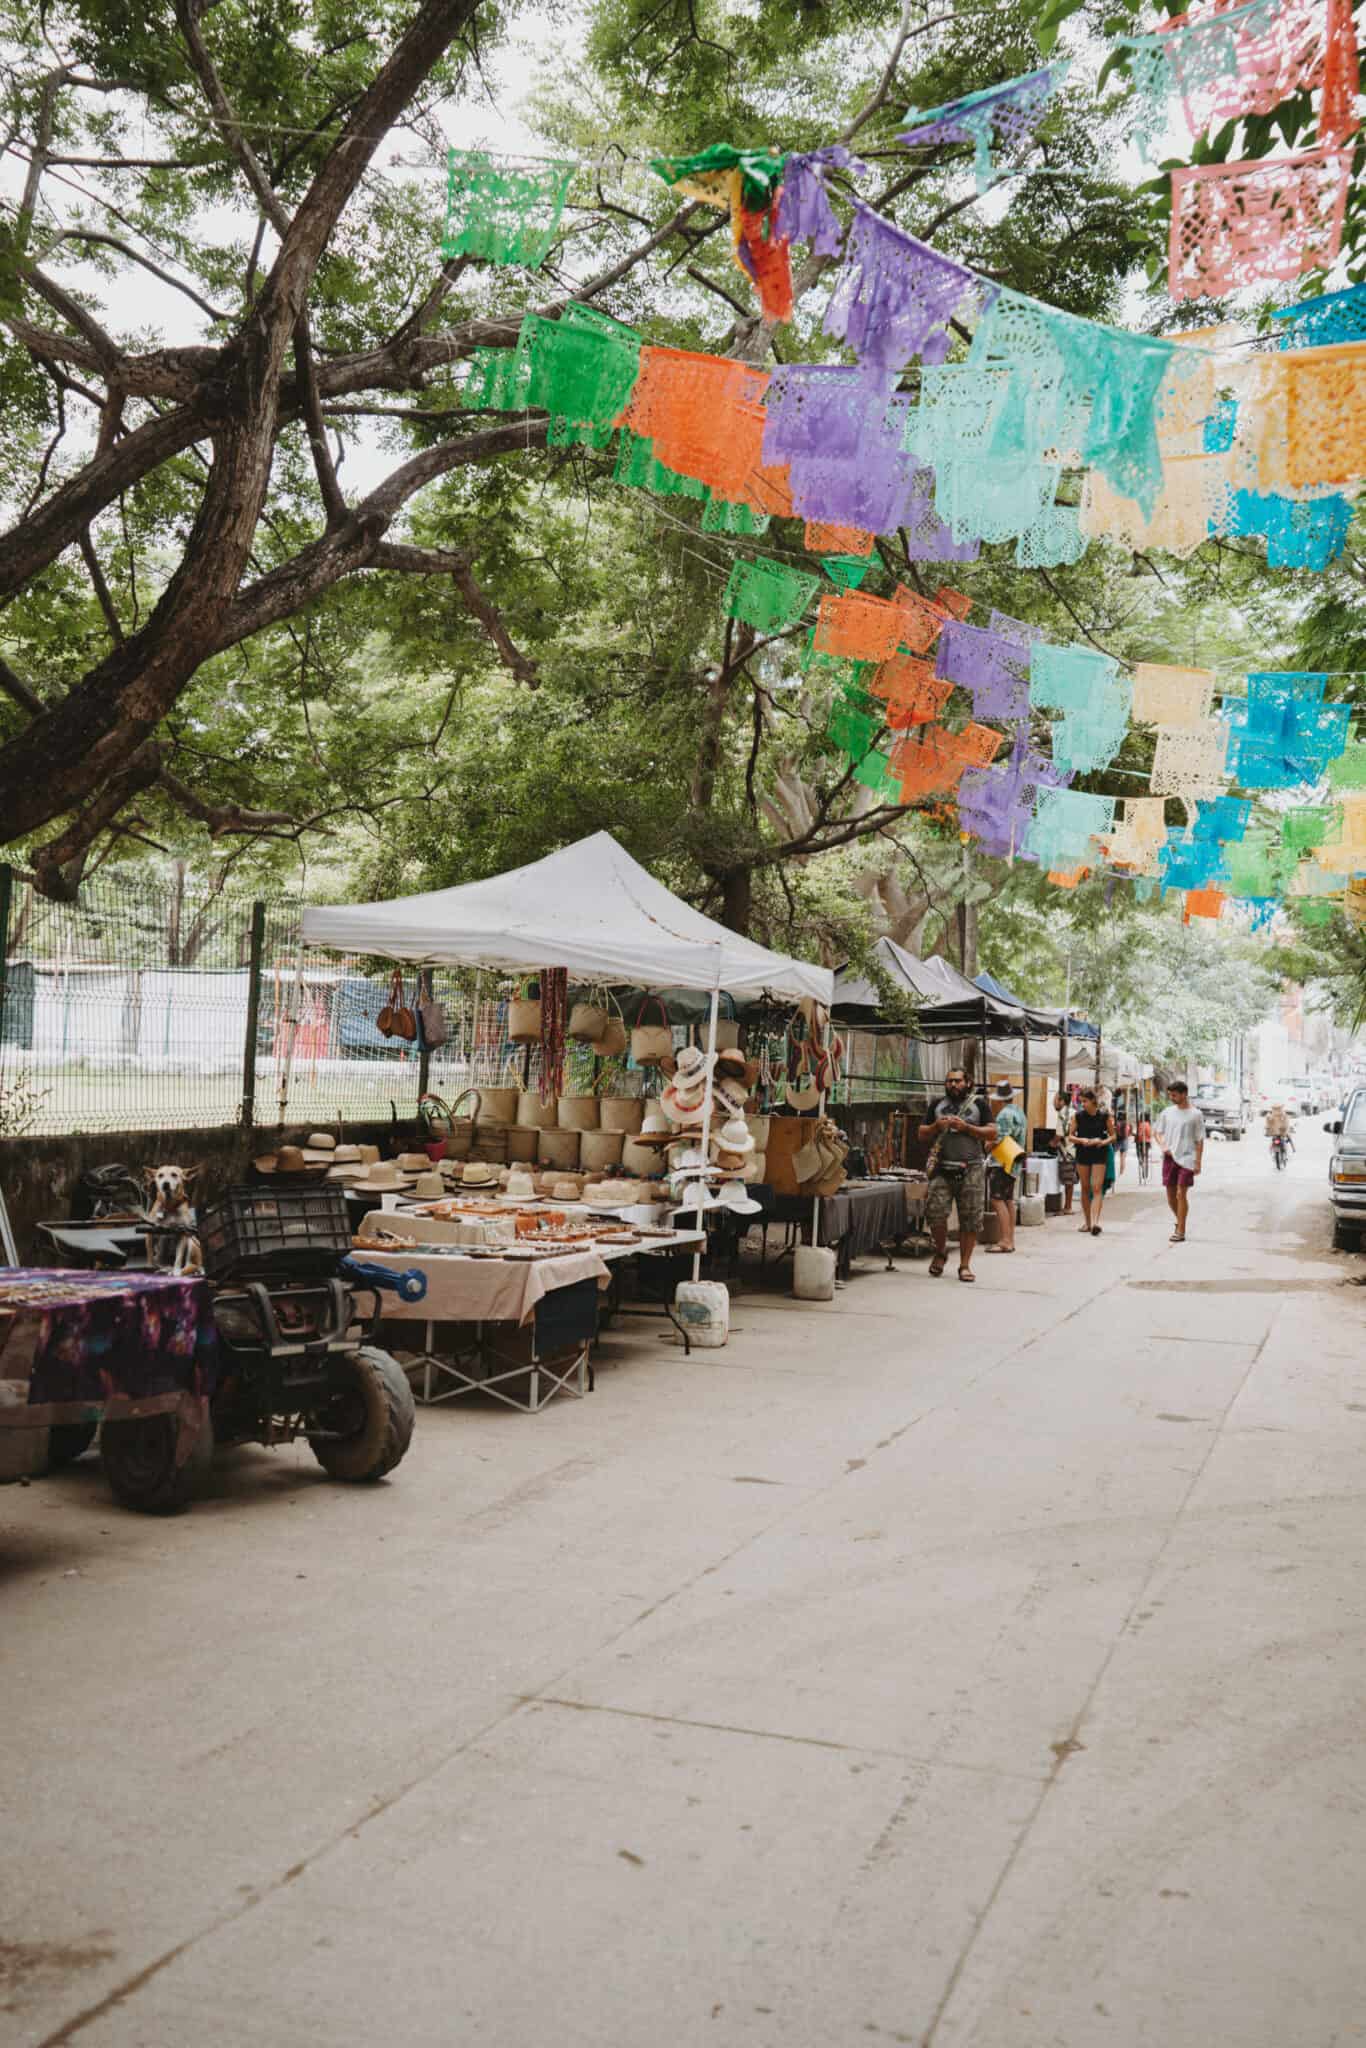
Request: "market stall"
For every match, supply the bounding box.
[298,831,832,1356]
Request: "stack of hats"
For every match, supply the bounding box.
[660,1046,714,1127]
[714,1116,755,1173]
[711,1050,751,1118]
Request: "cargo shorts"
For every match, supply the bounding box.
[926,1161,985,1236]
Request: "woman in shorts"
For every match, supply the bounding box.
[1073,1087,1115,1237]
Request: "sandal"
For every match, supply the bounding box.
[958,1267,975,1283]
[1092,1225,1102,1236]
[928,1256,947,1277]
[1169,1232,1185,1243]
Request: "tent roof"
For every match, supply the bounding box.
[973,971,1093,1041]
[299,831,832,1003]
[834,939,1053,1039]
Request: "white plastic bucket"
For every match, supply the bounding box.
[674,1280,730,1348]
[793,1245,837,1300]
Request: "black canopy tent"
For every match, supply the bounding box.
[834,942,1076,1148]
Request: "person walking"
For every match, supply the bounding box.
[1113,1097,1131,1177]
[1156,1079,1205,1243]
[919,1067,998,1283]
[1134,1107,1153,1183]
[1052,1089,1078,1217]
[988,1081,1026,1255]
[1073,1086,1115,1236]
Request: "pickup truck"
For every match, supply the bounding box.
[1194,1083,1245,1140]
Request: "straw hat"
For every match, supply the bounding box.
[333,1144,362,1164]
[354,1160,410,1190]
[412,1171,444,1200]
[550,1176,582,1200]
[301,1132,339,1162]
[588,1178,639,1207]
[717,1179,762,1215]
[397,1153,430,1172]
[253,1145,326,1177]
[672,1046,714,1089]
[357,1144,381,1165]
[640,1105,672,1136]
[461,1162,499,1187]
[715,1115,755,1158]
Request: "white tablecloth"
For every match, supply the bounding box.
[1025,1155,1061,1196]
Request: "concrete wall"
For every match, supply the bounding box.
[0,1120,397,1263]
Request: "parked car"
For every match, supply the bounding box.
[1325,1088,1366,1250]
[1194,1082,1245,1140]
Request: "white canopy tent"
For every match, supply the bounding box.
[299,834,833,1275]
[301,831,832,1005]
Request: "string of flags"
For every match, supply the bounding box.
[437,0,1366,930]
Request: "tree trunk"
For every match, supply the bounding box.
[719,866,753,936]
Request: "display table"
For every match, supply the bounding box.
[1024,1155,1061,1197]
[767,1179,927,1279]
[0,1269,218,1454]
[364,1230,703,1412]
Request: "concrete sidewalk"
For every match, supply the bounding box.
[3,1128,1364,2046]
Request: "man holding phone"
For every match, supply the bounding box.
[919,1068,999,1283]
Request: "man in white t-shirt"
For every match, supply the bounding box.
[1155,1080,1205,1244]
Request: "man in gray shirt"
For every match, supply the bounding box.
[1155,1079,1205,1244]
[919,1066,999,1282]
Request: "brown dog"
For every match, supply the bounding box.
[142,1165,203,1275]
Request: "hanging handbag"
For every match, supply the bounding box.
[507,976,543,1046]
[787,1048,820,1113]
[416,974,448,1051]
[631,994,674,1066]
[567,985,609,1042]
[377,969,416,1042]
[712,991,742,1052]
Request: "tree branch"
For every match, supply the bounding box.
[370,542,540,687]
[174,0,293,237]
[293,314,347,525]
[49,229,233,323]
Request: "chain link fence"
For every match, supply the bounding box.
[0,867,663,1139]
[0,867,933,1141]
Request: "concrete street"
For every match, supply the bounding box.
[3,1119,1363,2048]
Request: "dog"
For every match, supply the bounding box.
[142,1165,204,1275]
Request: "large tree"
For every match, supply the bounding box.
[1,0,1347,948]
[0,0,1143,899]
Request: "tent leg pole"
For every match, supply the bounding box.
[1022,1031,1031,1201]
[692,974,721,1284]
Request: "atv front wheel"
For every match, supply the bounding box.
[308,1346,415,1483]
[101,1412,212,1514]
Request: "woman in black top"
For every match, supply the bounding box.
[1073,1087,1115,1237]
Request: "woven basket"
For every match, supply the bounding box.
[506,1126,539,1162]
[580,1129,625,1171]
[745,1115,771,1147]
[621,1136,658,1175]
[479,1086,519,1124]
[557,1094,601,1131]
[507,981,542,1045]
[599,1097,644,1134]
[517,1091,558,1130]
[567,1001,608,1042]
[538,1128,582,1169]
